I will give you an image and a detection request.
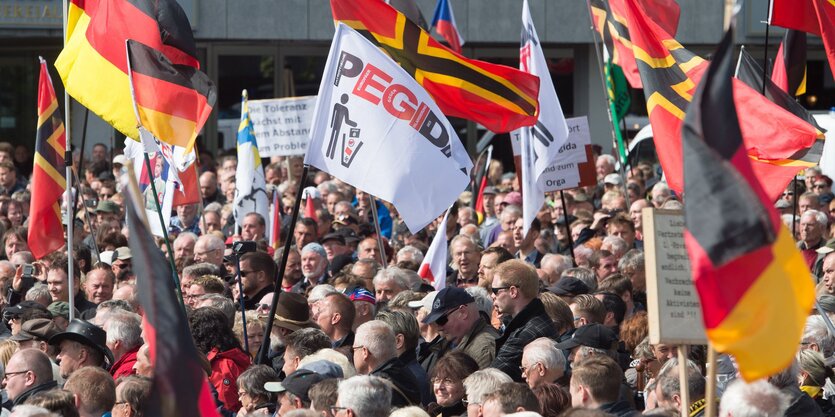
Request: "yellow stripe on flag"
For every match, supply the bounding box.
[706,226,815,381]
[137,105,197,150]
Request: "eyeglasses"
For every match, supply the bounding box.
[520,362,541,375]
[329,406,349,414]
[783,192,794,196]
[351,345,365,353]
[815,184,828,189]
[491,286,511,295]
[239,270,257,277]
[431,377,456,387]
[462,399,480,407]
[3,370,29,380]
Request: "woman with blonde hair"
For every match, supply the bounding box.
[233,310,264,359]
[797,349,835,415]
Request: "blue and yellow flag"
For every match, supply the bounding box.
[233,90,269,228]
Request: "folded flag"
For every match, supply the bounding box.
[431,0,464,53]
[331,0,539,133]
[771,30,807,96]
[769,0,835,83]
[682,25,814,382]
[29,58,67,260]
[419,210,451,290]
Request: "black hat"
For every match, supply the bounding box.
[554,215,578,226]
[321,233,346,246]
[554,323,618,350]
[49,319,114,367]
[422,287,475,324]
[264,369,325,403]
[336,227,360,244]
[547,277,589,297]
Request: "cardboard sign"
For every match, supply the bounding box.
[247,96,317,157]
[643,208,707,345]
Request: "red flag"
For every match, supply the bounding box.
[624,0,819,199]
[771,30,807,96]
[331,0,540,133]
[125,186,220,417]
[29,58,67,260]
[431,0,464,53]
[304,195,318,223]
[770,0,835,83]
[173,163,200,207]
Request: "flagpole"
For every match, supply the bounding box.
[583,0,631,206]
[232,247,249,355]
[143,152,185,307]
[761,0,773,95]
[369,195,388,266]
[77,108,89,179]
[70,167,102,263]
[62,0,76,321]
[559,191,577,267]
[256,165,308,365]
[705,343,717,417]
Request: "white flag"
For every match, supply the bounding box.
[234,92,270,228]
[518,0,570,235]
[419,210,451,290]
[124,130,176,237]
[304,23,472,232]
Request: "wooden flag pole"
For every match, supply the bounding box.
[559,191,577,267]
[678,345,690,417]
[369,195,388,266]
[705,343,717,417]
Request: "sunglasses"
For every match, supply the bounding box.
[491,286,511,295]
[435,306,463,326]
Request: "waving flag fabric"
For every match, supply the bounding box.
[431,0,464,53]
[304,23,472,233]
[769,0,835,83]
[125,190,220,417]
[518,0,569,236]
[683,26,814,382]
[29,58,67,260]
[234,92,269,228]
[624,0,819,200]
[771,30,807,96]
[331,0,539,133]
[126,39,216,154]
[55,0,199,140]
[419,210,451,290]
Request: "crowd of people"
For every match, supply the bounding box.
[0,140,830,417]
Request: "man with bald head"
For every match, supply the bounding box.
[4,348,57,407]
[199,171,225,205]
[173,232,197,265]
[629,199,650,242]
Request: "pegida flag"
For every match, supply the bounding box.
[304,23,473,233]
[683,26,814,382]
[29,58,67,260]
[331,0,539,133]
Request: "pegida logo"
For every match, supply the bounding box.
[326,93,363,168]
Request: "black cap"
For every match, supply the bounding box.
[264,369,325,403]
[321,233,346,246]
[49,319,115,367]
[336,227,360,243]
[555,324,618,350]
[422,287,475,324]
[547,277,589,297]
[554,215,578,226]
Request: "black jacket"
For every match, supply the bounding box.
[492,298,558,382]
[599,400,641,417]
[10,380,58,408]
[783,385,825,417]
[371,357,422,408]
[418,335,450,377]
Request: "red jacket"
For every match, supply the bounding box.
[207,347,251,412]
[110,346,139,380]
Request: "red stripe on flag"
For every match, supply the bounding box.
[131,72,211,124]
[435,20,462,53]
[173,164,200,207]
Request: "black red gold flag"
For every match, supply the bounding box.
[770,0,835,83]
[771,30,807,96]
[682,26,814,382]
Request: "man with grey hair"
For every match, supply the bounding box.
[372,267,411,307]
[335,375,391,417]
[181,263,223,299]
[520,338,566,389]
[375,309,430,405]
[601,236,628,260]
[424,287,498,369]
[193,233,225,268]
[651,182,672,208]
[353,320,420,407]
[596,154,616,182]
[463,368,513,417]
[562,268,598,292]
[195,294,236,325]
[172,232,198,265]
[396,245,424,265]
[719,379,789,417]
[799,209,827,272]
[449,235,482,287]
[297,243,329,292]
[103,311,143,379]
[653,358,706,415]
[801,315,835,359]
[540,254,572,286]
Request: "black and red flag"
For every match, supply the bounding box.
[682,25,814,381]
[330,0,540,133]
[771,30,807,96]
[623,0,820,202]
[29,58,67,260]
[770,0,835,83]
[125,187,219,417]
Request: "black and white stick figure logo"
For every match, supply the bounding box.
[327,94,363,168]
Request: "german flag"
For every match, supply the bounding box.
[770,0,835,83]
[624,0,820,200]
[29,58,67,260]
[330,0,539,133]
[771,30,807,96]
[589,0,680,88]
[682,26,814,382]
[55,0,199,142]
[125,184,220,417]
[127,39,216,153]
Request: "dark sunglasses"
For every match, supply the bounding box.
[491,286,511,295]
[436,306,463,326]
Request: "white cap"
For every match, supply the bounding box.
[408,291,438,310]
[603,173,623,186]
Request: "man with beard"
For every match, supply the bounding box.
[294,243,329,293]
[237,251,276,310]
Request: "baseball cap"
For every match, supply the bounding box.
[321,233,346,246]
[554,215,578,227]
[422,287,475,324]
[299,360,343,379]
[96,200,120,214]
[555,323,618,350]
[11,318,60,342]
[113,155,127,166]
[407,290,438,310]
[547,277,589,297]
[113,247,132,261]
[603,174,623,186]
[47,301,77,321]
[348,287,376,305]
[483,186,498,196]
[264,369,325,403]
[504,191,523,207]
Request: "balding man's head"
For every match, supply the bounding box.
[6,348,53,401]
